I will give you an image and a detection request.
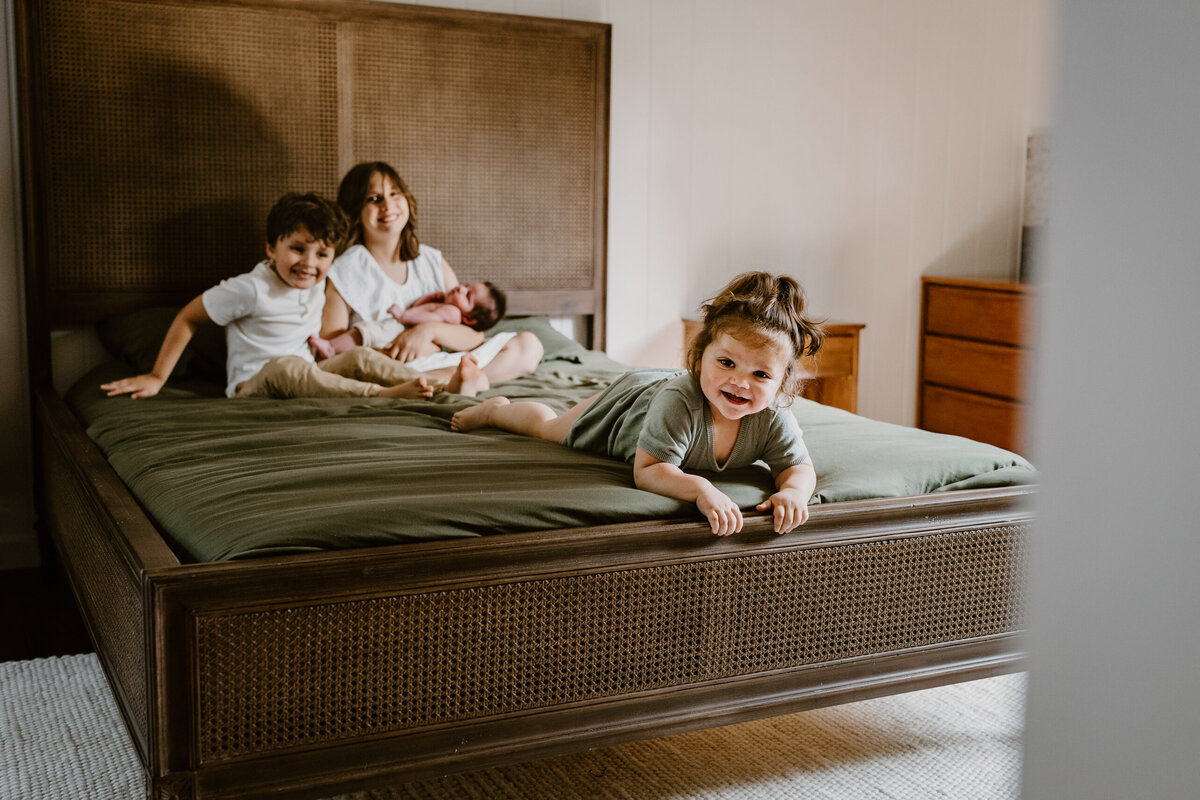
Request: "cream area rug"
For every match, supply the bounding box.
[1,654,1024,800]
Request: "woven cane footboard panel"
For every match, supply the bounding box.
[194,525,1028,762]
[44,456,147,739]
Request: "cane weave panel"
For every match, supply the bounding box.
[194,525,1027,762]
[46,458,147,739]
[344,23,599,289]
[39,0,339,294]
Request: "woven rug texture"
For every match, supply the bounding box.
[1,654,1024,799]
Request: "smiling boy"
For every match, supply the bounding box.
[102,193,435,401]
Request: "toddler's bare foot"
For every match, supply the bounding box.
[308,335,335,361]
[451,396,510,432]
[379,377,433,400]
[444,354,490,397]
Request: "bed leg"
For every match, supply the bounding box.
[145,771,196,800]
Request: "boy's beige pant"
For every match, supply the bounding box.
[234,347,422,398]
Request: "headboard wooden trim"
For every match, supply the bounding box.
[17,0,610,370]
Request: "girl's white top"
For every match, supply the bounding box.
[328,243,445,326]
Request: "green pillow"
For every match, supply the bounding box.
[97,306,227,380]
[486,315,590,363]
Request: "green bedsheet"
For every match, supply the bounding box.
[68,317,1036,562]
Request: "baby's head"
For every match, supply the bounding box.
[448,281,508,331]
[264,193,350,291]
[687,271,824,407]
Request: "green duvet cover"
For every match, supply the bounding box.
[68,317,1036,562]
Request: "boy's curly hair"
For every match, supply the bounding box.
[266,193,351,253]
[686,271,824,405]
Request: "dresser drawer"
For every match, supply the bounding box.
[924,284,1032,346]
[799,333,855,378]
[922,335,1028,400]
[920,384,1026,453]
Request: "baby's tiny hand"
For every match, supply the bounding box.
[756,488,810,534]
[387,303,405,321]
[697,488,743,536]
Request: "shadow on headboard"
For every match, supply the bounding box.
[16,0,610,371]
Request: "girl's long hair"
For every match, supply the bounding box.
[336,162,421,262]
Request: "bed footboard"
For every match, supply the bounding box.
[161,490,1029,798]
[37,385,1032,800]
[183,536,1025,799]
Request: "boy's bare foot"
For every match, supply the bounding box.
[308,335,335,361]
[444,354,490,397]
[379,376,433,400]
[451,396,510,432]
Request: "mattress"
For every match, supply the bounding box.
[66,317,1037,562]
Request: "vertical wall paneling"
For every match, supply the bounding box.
[465,0,518,14]
[603,0,651,365]
[686,0,733,336]
[514,0,564,19]
[640,0,691,368]
[561,0,604,23]
[863,0,919,426]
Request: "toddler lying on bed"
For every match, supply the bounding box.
[309,281,507,360]
[452,271,824,536]
[101,193,482,400]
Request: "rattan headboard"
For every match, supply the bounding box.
[16,0,609,348]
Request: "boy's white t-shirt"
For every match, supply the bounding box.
[202,260,325,397]
[329,243,445,325]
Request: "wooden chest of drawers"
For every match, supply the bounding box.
[918,277,1035,454]
[683,319,864,413]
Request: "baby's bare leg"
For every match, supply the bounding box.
[450,391,599,440]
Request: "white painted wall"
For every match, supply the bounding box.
[595,0,1050,427]
[0,0,1052,568]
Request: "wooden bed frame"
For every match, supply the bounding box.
[17,1,1033,798]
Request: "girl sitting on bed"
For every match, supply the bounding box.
[452,271,825,536]
[319,161,543,392]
